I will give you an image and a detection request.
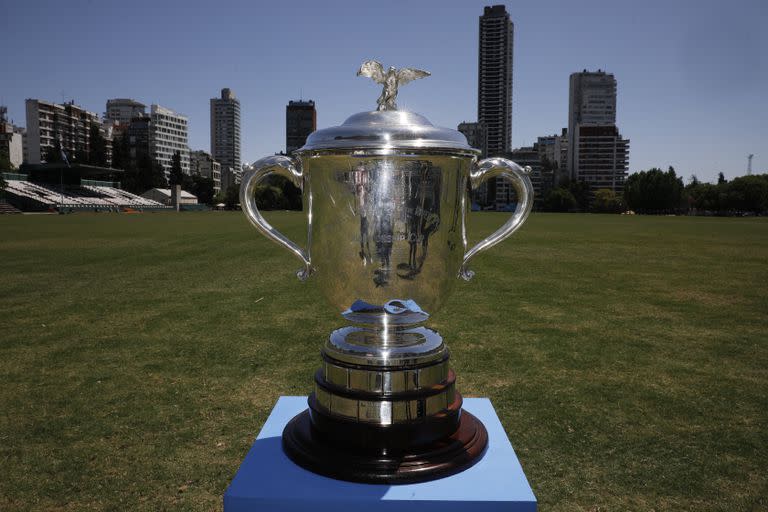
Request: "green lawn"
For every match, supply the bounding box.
[1,211,766,511]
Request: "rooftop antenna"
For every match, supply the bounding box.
[747,154,754,175]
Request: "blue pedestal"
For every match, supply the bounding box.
[224,396,536,511]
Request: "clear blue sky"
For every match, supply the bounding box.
[1,0,766,182]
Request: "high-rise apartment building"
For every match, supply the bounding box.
[457,121,487,157]
[286,100,316,154]
[567,70,629,194]
[25,99,111,166]
[150,104,189,177]
[127,115,152,165]
[190,150,222,194]
[105,99,146,125]
[210,88,241,176]
[478,5,514,157]
[478,5,514,208]
[571,125,629,193]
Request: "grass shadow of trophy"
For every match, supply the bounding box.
[240,61,533,484]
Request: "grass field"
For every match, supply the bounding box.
[1,211,766,511]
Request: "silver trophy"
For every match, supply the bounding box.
[241,61,533,483]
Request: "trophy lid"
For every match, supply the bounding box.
[299,110,477,153]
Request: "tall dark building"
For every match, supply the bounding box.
[478,5,514,157]
[478,5,514,207]
[286,100,316,154]
[126,115,152,165]
[210,88,241,177]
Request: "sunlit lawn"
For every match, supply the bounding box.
[1,211,766,511]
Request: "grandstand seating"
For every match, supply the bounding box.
[4,179,167,209]
[0,201,22,214]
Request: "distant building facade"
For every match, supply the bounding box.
[190,150,221,194]
[126,115,152,165]
[105,98,146,125]
[478,4,514,207]
[150,104,189,177]
[507,146,544,205]
[221,165,243,192]
[537,132,568,187]
[210,88,241,178]
[457,121,487,157]
[286,100,316,154]
[24,98,112,166]
[0,107,24,168]
[458,121,490,205]
[478,5,513,156]
[572,125,630,193]
[567,70,629,194]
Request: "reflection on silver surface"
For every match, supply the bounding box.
[240,98,533,430]
[313,379,456,425]
[322,359,449,393]
[356,60,430,112]
[240,120,533,324]
[325,326,447,367]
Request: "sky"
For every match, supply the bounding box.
[1,0,766,183]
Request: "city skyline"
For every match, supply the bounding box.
[1,0,766,183]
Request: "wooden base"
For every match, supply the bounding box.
[282,407,488,484]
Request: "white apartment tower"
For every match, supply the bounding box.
[567,70,629,194]
[24,99,109,165]
[210,88,241,177]
[150,104,190,177]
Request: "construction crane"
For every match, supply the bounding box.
[747,154,754,175]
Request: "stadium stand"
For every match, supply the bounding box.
[3,164,171,212]
[0,201,22,214]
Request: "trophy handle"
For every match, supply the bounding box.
[459,157,534,281]
[240,155,312,281]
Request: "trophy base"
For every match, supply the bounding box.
[282,406,488,484]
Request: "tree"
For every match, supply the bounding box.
[224,183,240,209]
[591,188,624,213]
[168,151,184,187]
[44,140,64,164]
[123,153,167,194]
[88,125,108,167]
[718,172,727,185]
[111,132,130,171]
[265,174,302,210]
[723,175,768,213]
[0,155,8,192]
[566,179,590,210]
[624,167,684,214]
[0,152,12,173]
[543,187,577,212]
[189,175,215,205]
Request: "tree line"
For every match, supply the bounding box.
[625,167,768,215]
[538,167,768,215]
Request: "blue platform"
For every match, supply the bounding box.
[224,396,536,511]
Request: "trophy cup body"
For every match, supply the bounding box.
[241,90,533,483]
